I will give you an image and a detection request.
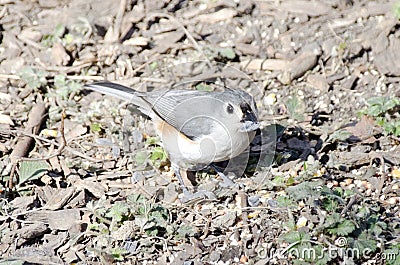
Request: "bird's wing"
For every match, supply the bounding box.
[145,90,220,139]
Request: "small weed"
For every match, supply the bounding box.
[18,67,48,89]
[85,194,173,261]
[361,96,400,136]
[285,95,305,122]
[280,180,397,264]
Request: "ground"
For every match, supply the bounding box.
[0,0,400,264]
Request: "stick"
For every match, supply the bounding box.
[9,103,47,188]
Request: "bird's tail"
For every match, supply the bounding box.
[85,82,152,116]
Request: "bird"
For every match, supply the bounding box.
[85,81,260,202]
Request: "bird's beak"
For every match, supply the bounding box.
[240,111,260,132]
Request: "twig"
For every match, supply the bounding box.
[115,0,127,41]
[0,73,103,81]
[16,109,67,162]
[9,103,47,188]
[3,129,104,163]
[148,13,212,67]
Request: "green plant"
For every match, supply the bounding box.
[42,23,74,47]
[279,180,396,264]
[285,95,305,121]
[18,67,48,89]
[85,194,172,261]
[361,96,400,136]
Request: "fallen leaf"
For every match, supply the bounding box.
[18,160,50,185]
[345,115,377,141]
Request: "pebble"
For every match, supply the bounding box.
[388,197,397,205]
[345,178,353,186]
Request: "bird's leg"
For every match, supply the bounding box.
[209,164,236,188]
[172,164,216,202]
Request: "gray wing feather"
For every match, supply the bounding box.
[145,90,218,139]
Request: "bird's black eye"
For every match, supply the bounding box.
[226,103,234,114]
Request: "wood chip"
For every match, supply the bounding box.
[36,186,76,210]
[279,52,318,84]
[0,113,14,125]
[374,36,400,76]
[307,74,329,92]
[51,42,71,66]
[279,1,331,17]
[198,8,237,23]
[26,209,81,230]
[123,36,150,46]
[240,59,288,71]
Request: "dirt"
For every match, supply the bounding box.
[0,0,399,264]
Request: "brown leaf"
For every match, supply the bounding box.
[345,115,378,142]
[26,209,81,231]
[51,42,70,66]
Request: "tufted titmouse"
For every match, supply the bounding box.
[85,81,260,201]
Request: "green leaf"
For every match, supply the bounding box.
[105,202,129,222]
[285,96,305,121]
[145,136,160,145]
[276,195,294,207]
[324,212,341,227]
[149,61,158,71]
[282,231,310,243]
[18,160,50,185]
[366,97,386,106]
[336,219,356,236]
[18,67,48,89]
[218,47,236,59]
[196,83,214,91]
[353,238,377,253]
[368,105,384,117]
[111,247,128,261]
[327,219,355,236]
[272,175,286,185]
[54,23,66,38]
[63,33,74,45]
[150,146,167,167]
[176,224,196,238]
[322,197,339,212]
[90,123,103,133]
[384,244,400,265]
[286,181,323,201]
[134,151,148,165]
[54,75,68,90]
